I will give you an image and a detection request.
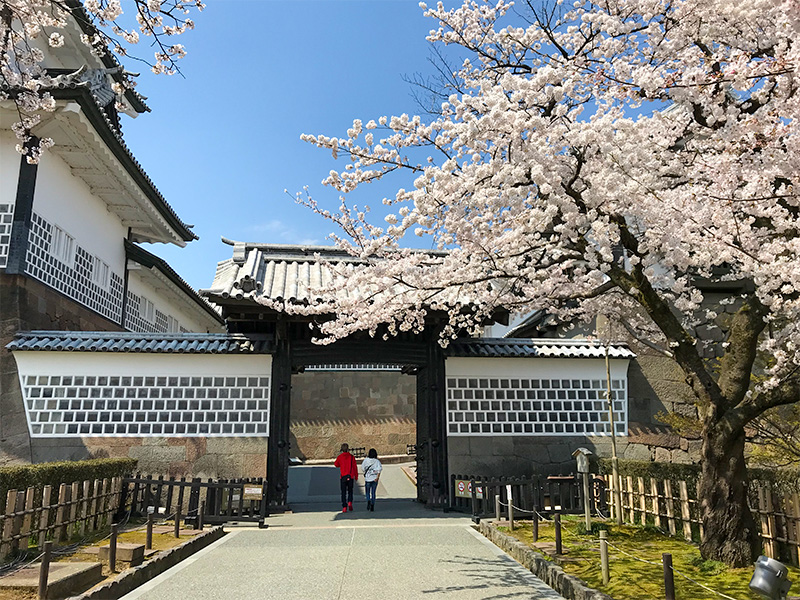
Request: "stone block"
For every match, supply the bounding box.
[99,542,145,566]
[205,437,267,455]
[622,443,653,461]
[0,561,102,600]
[671,449,693,464]
[654,447,671,462]
[129,445,186,469]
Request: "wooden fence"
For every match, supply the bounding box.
[611,475,800,565]
[451,473,601,517]
[119,475,268,527]
[0,477,123,561]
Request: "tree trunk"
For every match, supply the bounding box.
[698,424,759,567]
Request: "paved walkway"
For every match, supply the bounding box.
[120,464,566,600]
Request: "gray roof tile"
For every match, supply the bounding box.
[7,332,273,354]
[446,338,636,359]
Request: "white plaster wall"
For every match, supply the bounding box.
[0,130,19,205]
[13,352,270,377]
[127,270,222,333]
[446,357,630,382]
[33,150,127,273]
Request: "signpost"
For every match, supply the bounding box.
[454,480,483,499]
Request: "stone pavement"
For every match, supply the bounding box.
[119,463,566,600]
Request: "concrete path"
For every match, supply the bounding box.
[120,464,566,600]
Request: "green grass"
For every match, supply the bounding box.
[499,517,800,600]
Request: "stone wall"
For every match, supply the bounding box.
[289,371,416,460]
[0,273,124,465]
[28,436,267,478]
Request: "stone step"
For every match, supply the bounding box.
[0,561,103,599]
[99,542,145,566]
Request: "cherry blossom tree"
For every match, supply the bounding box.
[1,0,202,161]
[296,0,800,566]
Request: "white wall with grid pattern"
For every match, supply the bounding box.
[124,271,221,334]
[445,357,629,436]
[13,352,272,438]
[26,212,124,323]
[0,132,19,268]
[0,202,13,268]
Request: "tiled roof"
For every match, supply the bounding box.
[50,87,196,242]
[64,0,149,113]
[124,240,223,324]
[7,332,273,354]
[445,338,636,359]
[202,240,378,304]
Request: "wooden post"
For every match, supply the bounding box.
[38,486,52,551]
[582,472,592,532]
[105,478,117,526]
[198,501,205,531]
[626,475,635,524]
[90,479,101,530]
[80,480,91,537]
[20,487,35,554]
[532,510,538,542]
[146,513,153,550]
[11,491,25,553]
[38,540,53,600]
[109,523,118,573]
[1,489,17,557]
[663,553,675,600]
[600,530,609,585]
[55,484,68,543]
[760,484,777,558]
[695,480,704,543]
[637,477,647,525]
[554,512,562,555]
[495,494,501,522]
[650,478,661,529]
[174,507,181,538]
[506,484,514,531]
[678,480,692,540]
[69,482,79,539]
[663,479,677,536]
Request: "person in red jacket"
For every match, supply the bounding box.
[334,443,358,512]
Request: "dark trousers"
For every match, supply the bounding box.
[340,476,354,507]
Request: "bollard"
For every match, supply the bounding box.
[600,530,609,585]
[663,553,675,600]
[582,471,592,533]
[174,508,181,539]
[506,485,514,531]
[146,513,154,550]
[38,540,52,600]
[109,523,118,572]
[532,510,539,542]
[554,512,562,555]
[198,501,205,531]
[495,494,501,522]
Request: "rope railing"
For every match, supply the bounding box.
[492,488,747,600]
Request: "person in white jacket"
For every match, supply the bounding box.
[361,448,383,511]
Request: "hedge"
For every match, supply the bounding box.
[0,457,137,512]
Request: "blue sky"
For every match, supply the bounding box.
[122,1,442,290]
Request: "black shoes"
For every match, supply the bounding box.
[367,501,375,511]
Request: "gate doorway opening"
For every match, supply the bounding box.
[288,365,417,463]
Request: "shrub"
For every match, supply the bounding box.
[0,458,136,512]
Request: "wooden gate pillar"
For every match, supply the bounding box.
[416,332,449,507]
[266,322,291,511]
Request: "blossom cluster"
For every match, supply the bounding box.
[1,0,203,160]
[296,0,800,401]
